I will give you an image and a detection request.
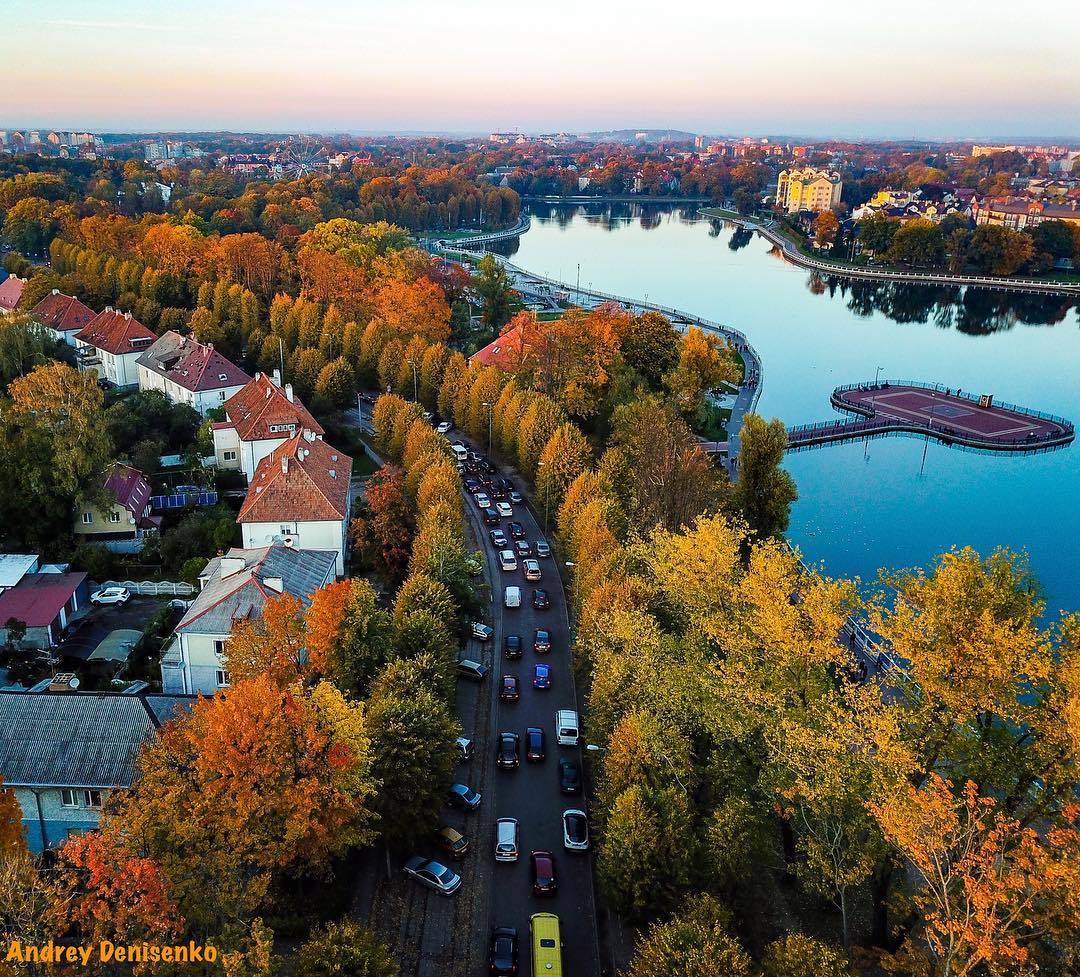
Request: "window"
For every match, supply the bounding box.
[218,390,227,400]
[108,510,121,524]
[81,512,93,525]
[223,450,237,462]
[84,790,102,809]
[213,639,226,657]
[61,789,79,808]
[216,669,230,687]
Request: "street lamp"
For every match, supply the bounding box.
[408,359,419,403]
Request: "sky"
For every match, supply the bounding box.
[4,0,1079,140]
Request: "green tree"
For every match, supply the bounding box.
[758,934,855,977]
[296,920,398,977]
[624,895,750,977]
[733,413,798,539]
[314,356,355,408]
[473,255,520,337]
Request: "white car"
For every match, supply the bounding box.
[495,817,519,862]
[90,587,130,606]
[495,501,513,518]
[563,810,589,851]
[523,559,542,582]
[403,856,462,896]
[499,549,518,572]
[436,421,452,434]
[470,622,494,641]
[504,586,521,608]
[475,493,491,509]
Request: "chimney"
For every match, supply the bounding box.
[124,312,132,320]
[272,368,282,387]
[281,455,289,474]
[285,383,294,403]
[263,576,284,594]
[48,673,80,692]
[105,306,113,313]
[303,428,316,442]
[220,556,246,579]
[52,288,59,295]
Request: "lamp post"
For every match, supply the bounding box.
[408,359,419,403]
[866,365,885,462]
[920,391,936,476]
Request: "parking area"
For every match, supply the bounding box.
[58,595,167,662]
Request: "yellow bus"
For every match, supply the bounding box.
[530,912,563,975]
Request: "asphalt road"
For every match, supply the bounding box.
[458,434,600,977]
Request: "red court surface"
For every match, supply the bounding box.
[837,384,1070,444]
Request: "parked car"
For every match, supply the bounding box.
[436,421,452,434]
[536,541,551,559]
[90,586,130,606]
[532,589,551,610]
[495,819,520,864]
[508,521,526,539]
[524,559,542,581]
[489,529,508,548]
[504,586,521,608]
[496,501,513,518]
[433,825,469,858]
[403,856,462,896]
[559,757,581,794]
[448,783,482,811]
[499,549,518,572]
[455,736,473,763]
[555,710,579,747]
[489,926,519,975]
[533,628,551,654]
[562,810,589,851]
[497,732,520,769]
[509,490,523,505]
[500,674,520,703]
[526,727,546,763]
[504,634,522,659]
[533,663,551,690]
[530,850,557,895]
[471,622,494,641]
[456,658,488,681]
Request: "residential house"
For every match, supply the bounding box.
[0,568,89,649]
[74,307,157,388]
[136,331,251,416]
[0,689,193,851]
[73,463,161,552]
[212,372,323,481]
[28,290,95,345]
[237,429,352,575]
[972,196,1080,230]
[0,275,26,314]
[159,545,337,694]
[469,318,533,372]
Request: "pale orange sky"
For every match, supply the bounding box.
[4,0,1078,139]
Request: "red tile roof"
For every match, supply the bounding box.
[75,308,156,356]
[0,276,26,313]
[0,573,86,628]
[29,290,95,333]
[469,320,531,371]
[136,331,251,393]
[238,429,351,524]
[222,373,323,442]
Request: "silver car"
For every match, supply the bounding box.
[562,809,589,851]
[403,855,462,895]
[495,817,519,862]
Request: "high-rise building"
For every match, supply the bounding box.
[775,167,843,214]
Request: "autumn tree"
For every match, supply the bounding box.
[352,465,413,583]
[813,210,841,248]
[535,422,592,526]
[624,895,750,977]
[664,326,740,425]
[225,593,307,687]
[305,578,395,697]
[296,920,398,977]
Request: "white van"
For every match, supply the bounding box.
[451,443,468,462]
[495,818,519,862]
[555,709,579,747]
[504,586,521,608]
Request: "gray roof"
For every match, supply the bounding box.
[0,692,195,789]
[176,545,337,636]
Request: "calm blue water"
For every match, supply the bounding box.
[500,204,1080,616]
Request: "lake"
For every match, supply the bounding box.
[496,203,1080,616]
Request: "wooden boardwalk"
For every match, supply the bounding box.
[788,381,1074,453]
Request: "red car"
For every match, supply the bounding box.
[500,674,520,703]
[530,850,557,895]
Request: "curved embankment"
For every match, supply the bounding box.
[787,381,1074,453]
[700,209,1080,297]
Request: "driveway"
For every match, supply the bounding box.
[58,595,165,662]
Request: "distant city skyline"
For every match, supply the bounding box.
[5,0,1079,140]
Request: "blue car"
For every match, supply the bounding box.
[447,783,482,811]
[533,663,551,689]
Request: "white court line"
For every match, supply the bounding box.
[848,390,1040,438]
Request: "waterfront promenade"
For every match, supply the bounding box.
[786,381,1075,453]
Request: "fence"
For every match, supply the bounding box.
[151,490,219,510]
[101,579,196,597]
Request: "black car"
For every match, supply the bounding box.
[465,478,481,494]
[482,507,500,526]
[533,628,551,654]
[508,521,526,539]
[526,726,545,763]
[491,485,509,502]
[497,732,520,769]
[559,757,581,794]
[489,926,518,975]
[489,528,508,548]
[500,674,520,703]
[504,634,522,659]
[532,589,551,610]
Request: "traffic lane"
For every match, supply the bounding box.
[479,502,597,976]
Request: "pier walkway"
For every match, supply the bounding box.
[786,381,1074,453]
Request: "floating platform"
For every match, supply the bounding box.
[787,381,1074,453]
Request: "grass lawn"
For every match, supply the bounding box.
[699,206,743,220]
[698,404,733,442]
